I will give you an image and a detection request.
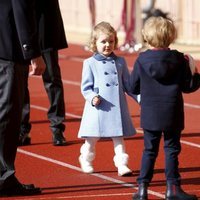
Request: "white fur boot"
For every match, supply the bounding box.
[113,153,132,176]
[79,144,95,173]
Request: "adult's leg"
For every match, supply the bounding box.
[0,61,41,196]
[19,68,31,145]
[0,60,27,188]
[42,50,66,145]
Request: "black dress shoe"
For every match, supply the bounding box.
[18,132,31,146]
[52,131,67,146]
[0,183,41,197]
[133,183,148,200]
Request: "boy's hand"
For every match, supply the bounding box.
[185,54,197,75]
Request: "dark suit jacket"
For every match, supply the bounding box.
[0,0,41,63]
[36,0,68,52]
[130,49,200,131]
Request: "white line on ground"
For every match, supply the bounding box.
[30,105,81,119]
[7,192,141,200]
[184,103,200,109]
[30,76,200,109]
[180,140,200,148]
[13,193,134,200]
[17,148,165,199]
[30,104,200,149]
[19,103,199,200]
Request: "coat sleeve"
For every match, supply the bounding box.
[12,0,41,60]
[81,59,98,104]
[130,59,141,95]
[120,58,139,102]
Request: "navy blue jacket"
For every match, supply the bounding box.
[130,49,200,131]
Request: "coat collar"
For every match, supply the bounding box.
[93,52,117,61]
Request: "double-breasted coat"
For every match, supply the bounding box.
[78,53,136,138]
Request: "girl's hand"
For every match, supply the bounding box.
[92,95,101,106]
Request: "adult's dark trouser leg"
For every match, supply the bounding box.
[137,130,162,184]
[42,50,66,134]
[20,68,32,135]
[0,60,28,189]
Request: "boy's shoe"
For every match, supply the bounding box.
[132,183,148,200]
[165,184,198,200]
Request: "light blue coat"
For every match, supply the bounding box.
[78,53,136,138]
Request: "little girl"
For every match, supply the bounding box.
[78,21,136,176]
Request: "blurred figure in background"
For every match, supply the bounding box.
[19,0,68,146]
[119,0,143,53]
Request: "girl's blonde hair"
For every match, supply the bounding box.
[142,16,177,48]
[88,21,118,52]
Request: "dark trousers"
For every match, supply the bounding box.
[0,59,28,189]
[137,129,181,185]
[21,50,65,135]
